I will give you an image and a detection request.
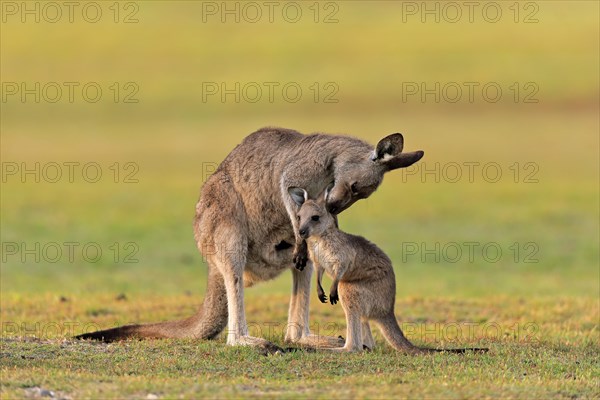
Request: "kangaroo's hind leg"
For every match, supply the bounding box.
[285,262,345,349]
[285,263,313,342]
[200,179,282,354]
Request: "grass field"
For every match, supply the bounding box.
[1,1,599,399]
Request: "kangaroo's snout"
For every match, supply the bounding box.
[325,184,353,215]
[327,200,350,215]
[299,228,309,239]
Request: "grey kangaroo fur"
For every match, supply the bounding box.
[76,127,424,352]
[292,188,489,354]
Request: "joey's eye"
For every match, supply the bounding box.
[351,183,358,194]
[311,215,320,222]
[297,216,300,221]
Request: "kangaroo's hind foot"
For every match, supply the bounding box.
[234,336,284,355]
[289,334,345,350]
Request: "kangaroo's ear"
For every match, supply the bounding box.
[372,133,404,161]
[288,187,308,207]
[383,150,425,171]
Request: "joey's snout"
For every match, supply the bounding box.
[299,227,309,239]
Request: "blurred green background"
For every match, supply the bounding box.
[1,1,598,303]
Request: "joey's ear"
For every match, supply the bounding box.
[323,182,334,203]
[288,187,308,207]
[372,133,404,161]
[383,150,425,171]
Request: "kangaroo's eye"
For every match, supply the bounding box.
[297,216,300,221]
[351,183,359,194]
[311,215,320,222]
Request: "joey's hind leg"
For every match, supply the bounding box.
[321,303,362,352]
[361,320,375,350]
[341,304,363,352]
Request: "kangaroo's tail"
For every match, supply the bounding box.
[375,315,488,354]
[75,267,228,342]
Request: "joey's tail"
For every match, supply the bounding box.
[375,315,488,354]
[75,267,228,342]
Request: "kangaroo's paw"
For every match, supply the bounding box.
[231,336,284,355]
[292,241,308,270]
[288,334,345,349]
[329,289,339,305]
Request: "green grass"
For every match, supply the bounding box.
[2,340,596,399]
[1,295,598,399]
[1,1,599,399]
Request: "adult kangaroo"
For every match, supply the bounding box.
[76,127,424,352]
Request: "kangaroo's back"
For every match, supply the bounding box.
[198,127,375,246]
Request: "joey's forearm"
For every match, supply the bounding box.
[328,262,346,305]
[329,278,340,305]
[316,266,327,303]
